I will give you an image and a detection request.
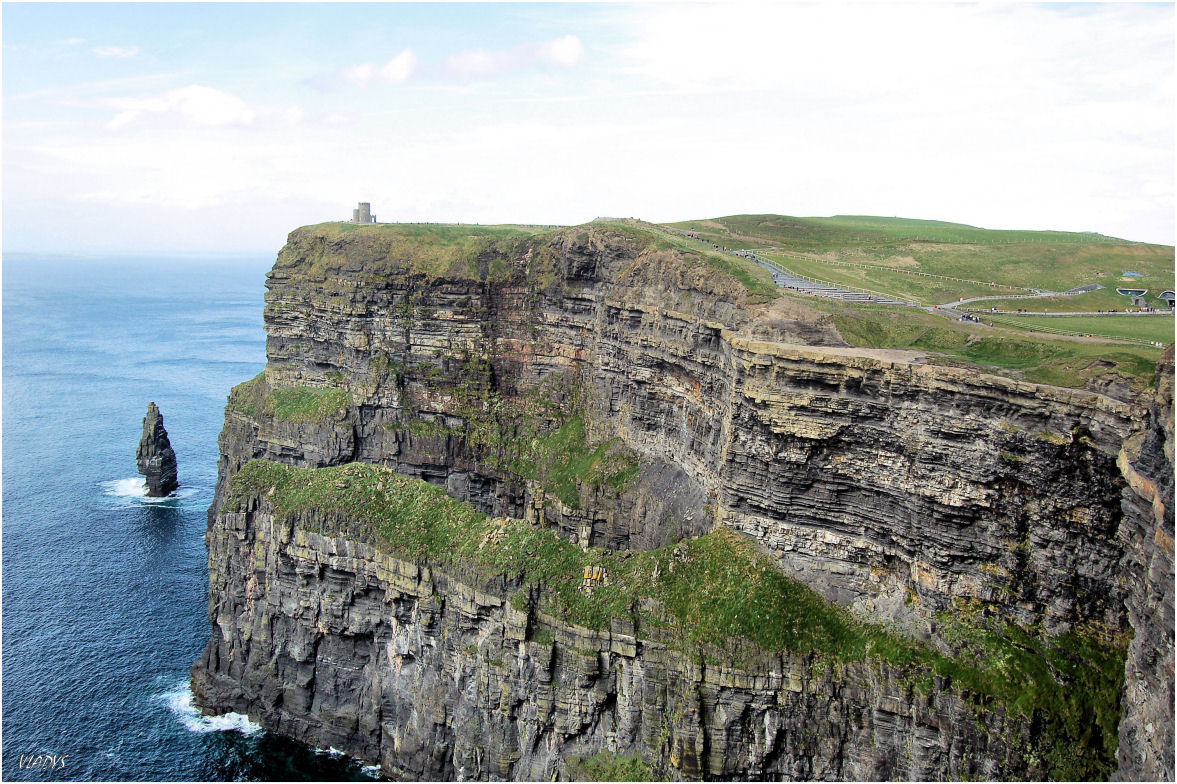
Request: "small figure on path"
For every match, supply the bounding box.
[137,402,178,497]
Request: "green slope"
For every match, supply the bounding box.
[670,214,1174,307]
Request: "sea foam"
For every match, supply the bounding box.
[102,477,148,497]
[100,477,198,504]
[160,683,262,736]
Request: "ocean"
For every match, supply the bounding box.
[2,254,380,781]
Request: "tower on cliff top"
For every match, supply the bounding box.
[351,202,377,224]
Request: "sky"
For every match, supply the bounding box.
[3,1,1174,253]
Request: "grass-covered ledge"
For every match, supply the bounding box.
[225,372,351,423]
[228,458,1128,780]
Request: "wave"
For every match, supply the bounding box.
[159,683,263,736]
[315,748,384,780]
[100,477,200,505]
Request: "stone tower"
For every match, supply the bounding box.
[351,202,376,224]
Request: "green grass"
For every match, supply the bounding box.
[225,372,350,423]
[270,387,350,421]
[670,215,1173,301]
[826,307,1164,389]
[226,372,269,418]
[286,220,779,301]
[673,214,1131,249]
[984,314,1174,344]
[509,416,641,509]
[975,287,1174,313]
[759,250,1020,305]
[228,458,1127,780]
[566,752,657,782]
[287,222,556,281]
[593,220,779,297]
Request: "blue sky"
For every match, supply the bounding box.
[4,2,1173,253]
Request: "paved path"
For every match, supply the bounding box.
[663,227,1151,322]
[744,253,916,306]
[939,284,1103,309]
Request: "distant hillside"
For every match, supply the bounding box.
[670,214,1174,310]
[671,214,1129,248]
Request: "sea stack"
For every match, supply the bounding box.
[137,402,178,497]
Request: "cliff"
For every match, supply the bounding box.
[1115,345,1174,780]
[193,220,1173,780]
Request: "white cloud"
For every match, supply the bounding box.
[282,104,305,126]
[92,45,139,58]
[3,7,1170,250]
[335,48,418,87]
[379,49,418,83]
[105,84,256,129]
[537,35,583,68]
[445,48,509,80]
[445,35,586,81]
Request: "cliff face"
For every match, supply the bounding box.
[193,222,1172,780]
[192,495,1032,781]
[1115,345,1175,780]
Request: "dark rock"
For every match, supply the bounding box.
[1116,344,1175,781]
[137,402,178,497]
[192,223,1174,780]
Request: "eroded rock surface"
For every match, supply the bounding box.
[193,497,1034,781]
[1116,345,1175,781]
[137,401,178,497]
[192,222,1173,780]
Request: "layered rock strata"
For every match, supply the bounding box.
[193,493,1035,781]
[194,222,1173,780]
[137,401,178,497]
[1115,345,1175,781]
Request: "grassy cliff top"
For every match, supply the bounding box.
[277,219,778,297]
[272,216,1168,390]
[820,304,1165,390]
[673,213,1136,248]
[278,221,559,280]
[229,458,1127,780]
[671,214,1174,303]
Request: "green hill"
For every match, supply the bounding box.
[670,214,1174,309]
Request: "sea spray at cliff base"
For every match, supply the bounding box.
[160,682,262,736]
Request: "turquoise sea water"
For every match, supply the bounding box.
[2,255,379,781]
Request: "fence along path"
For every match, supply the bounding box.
[760,249,1026,293]
[743,253,917,306]
[943,284,1104,309]
[982,313,1167,346]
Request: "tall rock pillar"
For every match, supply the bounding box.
[137,402,179,497]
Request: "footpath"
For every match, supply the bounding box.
[664,227,1172,346]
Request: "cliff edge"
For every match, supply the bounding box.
[192,221,1173,780]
